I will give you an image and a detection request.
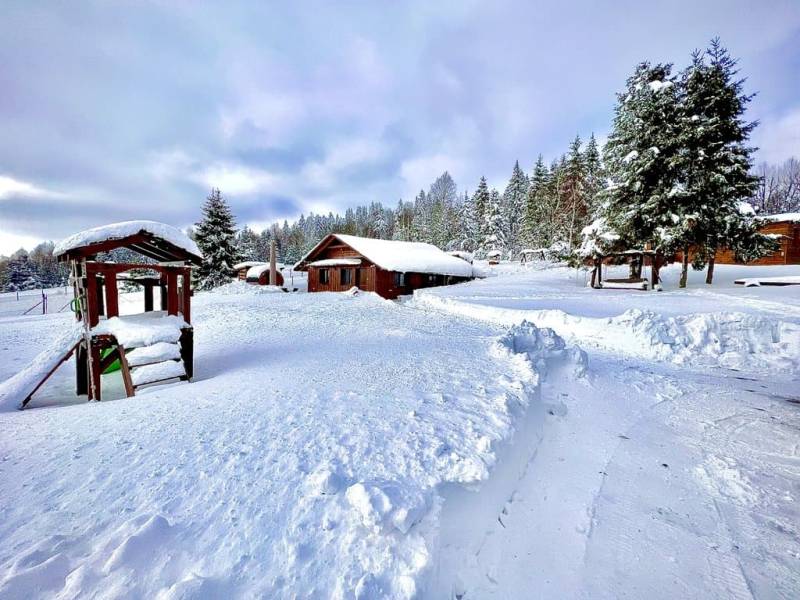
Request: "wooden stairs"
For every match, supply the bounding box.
[115,340,189,396]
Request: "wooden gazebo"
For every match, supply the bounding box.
[18,221,202,407]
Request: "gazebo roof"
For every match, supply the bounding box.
[54,220,202,265]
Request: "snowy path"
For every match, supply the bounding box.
[411,266,800,599]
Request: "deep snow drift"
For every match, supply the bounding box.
[0,286,568,599]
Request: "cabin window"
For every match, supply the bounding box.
[394,272,405,287]
[319,268,329,284]
[427,274,437,284]
[340,268,353,286]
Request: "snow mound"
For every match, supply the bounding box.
[209,281,283,295]
[413,292,800,373]
[54,220,200,259]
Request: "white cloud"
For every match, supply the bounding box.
[197,164,280,195]
[0,230,42,256]
[753,107,800,164]
[0,175,65,200]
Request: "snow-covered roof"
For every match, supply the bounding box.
[246,264,273,278]
[757,212,800,223]
[54,220,201,263]
[447,251,473,264]
[233,261,267,270]
[308,258,363,267]
[296,234,475,278]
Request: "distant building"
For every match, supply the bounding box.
[675,213,800,266]
[293,234,476,299]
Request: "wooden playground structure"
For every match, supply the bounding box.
[17,222,202,408]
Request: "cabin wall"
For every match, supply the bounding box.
[309,265,376,293]
[675,222,800,266]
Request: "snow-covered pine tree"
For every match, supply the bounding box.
[236,225,260,261]
[411,190,431,243]
[598,62,683,275]
[522,155,551,249]
[428,172,458,248]
[676,39,770,285]
[6,250,41,291]
[392,199,414,241]
[560,136,588,250]
[484,188,506,256]
[472,177,490,254]
[194,188,240,290]
[456,189,479,251]
[583,133,605,211]
[502,161,529,256]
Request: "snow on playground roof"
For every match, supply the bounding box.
[296,234,475,277]
[757,212,800,223]
[54,220,202,262]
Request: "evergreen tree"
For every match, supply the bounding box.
[522,155,550,248]
[472,177,490,252]
[676,39,771,284]
[194,188,240,290]
[236,225,260,261]
[502,161,529,255]
[561,135,588,250]
[411,189,431,242]
[484,188,506,256]
[583,133,604,210]
[598,62,683,270]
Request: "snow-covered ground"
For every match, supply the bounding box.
[0,264,798,598]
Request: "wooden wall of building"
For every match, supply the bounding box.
[675,221,800,266]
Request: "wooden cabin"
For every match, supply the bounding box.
[293,234,476,299]
[675,214,800,266]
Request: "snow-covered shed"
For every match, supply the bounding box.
[232,261,267,280]
[245,264,284,286]
[294,234,476,299]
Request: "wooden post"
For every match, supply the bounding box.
[181,268,191,323]
[160,273,168,311]
[167,271,179,316]
[117,345,135,397]
[105,272,119,318]
[180,328,193,380]
[76,342,88,396]
[85,273,100,327]
[144,283,154,312]
[270,240,277,286]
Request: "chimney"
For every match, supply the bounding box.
[269,240,277,286]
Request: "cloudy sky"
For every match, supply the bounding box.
[1,0,799,254]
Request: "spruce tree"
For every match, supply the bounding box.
[472,177,490,252]
[676,39,771,284]
[598,62,683,276]
[194,188,240,290]
[561,135,588,250]
[484,188,506,256]
[522,156,550,248]
[502,161,529,256]
[583,133,605,211]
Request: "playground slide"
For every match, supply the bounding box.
[0,324,84,411]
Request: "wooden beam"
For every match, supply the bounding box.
[117,345,135,398]
[181,269,191,323]
[166,271,179,315]
[105,272,119,318]
[144,282,154,312]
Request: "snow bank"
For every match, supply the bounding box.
[426,321,586,596]
[413,292,800,373]
[206,281,283,295]
[54,220,201,259]
[92,313,187,348]
[0,322,83,411]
